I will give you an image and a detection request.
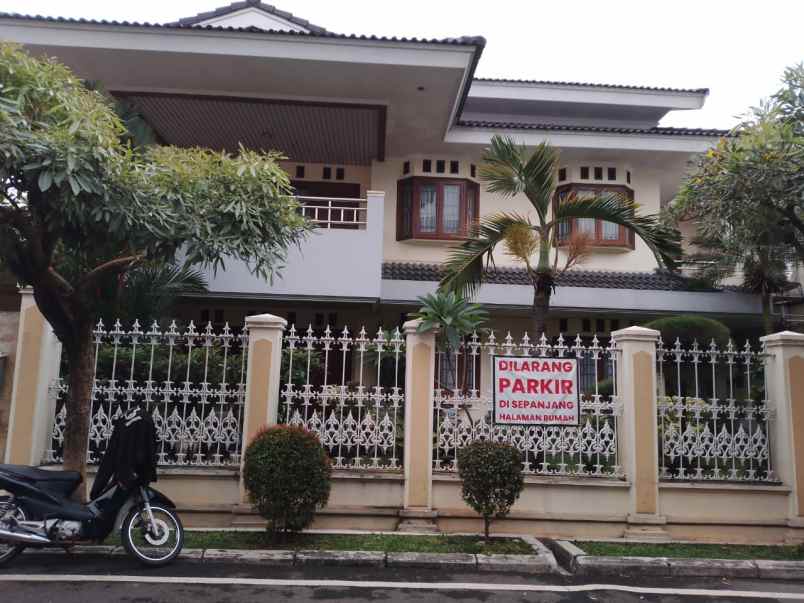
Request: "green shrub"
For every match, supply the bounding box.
[457,441,524,539]
[242,425,332,541]
[643,315,731,347]
[584,377,613,399]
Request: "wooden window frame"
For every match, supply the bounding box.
[554,183,636,249]
[396,176,480,241]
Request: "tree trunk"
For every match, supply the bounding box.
[484,516,491,541]
[61,320,95,501]
[761,292,774,335]
[532,286,552,338]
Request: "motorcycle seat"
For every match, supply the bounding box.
[0,464,82,486]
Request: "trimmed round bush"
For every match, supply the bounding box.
[457,441,524,539]
[643,315,731,347]
[242,425,332,540]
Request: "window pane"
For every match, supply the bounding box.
[443,184,461,233]
[602,221,619,240]
[419,184,437,232]
[577,218,596,235]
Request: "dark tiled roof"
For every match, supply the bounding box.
[0,12,487,49]
[457,120,730,138]
[473,77,709,95]
[382,262,715,292]
[170,0,329,33]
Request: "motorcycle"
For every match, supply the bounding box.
[0,463,184,567]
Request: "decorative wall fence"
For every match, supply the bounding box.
[433,332,622,477]
[280,324,405,470]
[39,316,776,487]
[9,293,804,539]
[46,319,249,466]
[656,337,775,482]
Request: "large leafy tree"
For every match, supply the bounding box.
[440,135,681,335]
[0,44,310,488]
[672,64,804,333]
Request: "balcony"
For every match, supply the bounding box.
[298,196,367,230]
[204,192,385,301]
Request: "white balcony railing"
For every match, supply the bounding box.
[297,196,367,230]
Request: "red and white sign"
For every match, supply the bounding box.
[493,356,580,425]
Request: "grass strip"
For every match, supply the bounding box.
[180,531,533,555]
[575,541,804,561]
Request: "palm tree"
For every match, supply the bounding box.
[96,262,208,324]
[440,136,682,335]
[413,290,488,392]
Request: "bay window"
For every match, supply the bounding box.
[397,177,480,240]
[555,184,636,248]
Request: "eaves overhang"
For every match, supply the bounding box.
[446,120,729,153]
[469,78,709,111]
[0,12,485,155]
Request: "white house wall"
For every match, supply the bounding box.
[204,192,385,300]
[374,157,666,272]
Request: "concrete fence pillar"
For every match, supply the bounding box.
[760,330,804,542]
[399,318,438,531]
[4,288,62,466]
[612,325,667,540]
[238,313,286,502]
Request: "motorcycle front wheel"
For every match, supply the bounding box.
[0,497,27,567]
[121,504,184,567]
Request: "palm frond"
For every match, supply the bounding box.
[521,142,558,219]
[478,136,527,197]
[439,213,529,298]
[551,192,682,270]
[478,136,559,224]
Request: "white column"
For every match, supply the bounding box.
[5,288,62,465]
[612,325,667,539]
[239,313,286,502]
[402,318,437,511]
[365,190,385,299]
[761,330,804,538]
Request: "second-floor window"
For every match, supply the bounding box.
[555,184,635,248]
[397,177,479,240]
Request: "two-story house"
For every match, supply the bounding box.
[0,1,763,341]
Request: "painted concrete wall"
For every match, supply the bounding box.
[0,311,20,462]
[374,156,667,272]
[381,279,762,315]
[205,192,385,300]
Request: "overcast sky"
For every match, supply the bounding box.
[2,0,802,129]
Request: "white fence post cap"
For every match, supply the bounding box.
[760,330,804,346]
[244,313,287,329]
[611,325,660,341]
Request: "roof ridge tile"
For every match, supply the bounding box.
[456,119,730,137]
[381,262,715,292]
[473,77,708,95]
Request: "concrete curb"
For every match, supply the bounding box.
[549,539,804,580]
[21,543,555,574]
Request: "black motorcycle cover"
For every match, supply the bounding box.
[90,407,158,499]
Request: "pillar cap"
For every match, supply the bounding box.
[761,330,804,346]
[244,313,287,329]
[403,318,441,336]
[611,325,660,342]
[403,318,423,335]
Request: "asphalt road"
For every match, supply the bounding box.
[3,552,804,602]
